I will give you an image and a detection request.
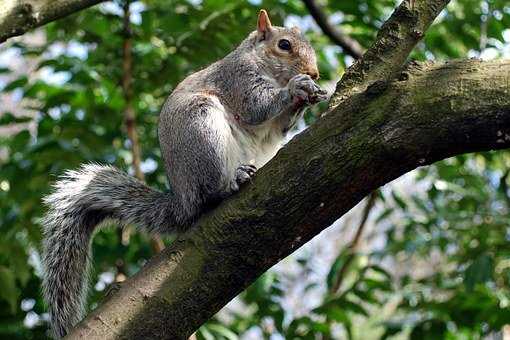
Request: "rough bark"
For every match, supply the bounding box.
[0,0,107,43]
[7,0,503,338]
[330,0,450,108]
[64,0,510,338]
[66,58,510,339]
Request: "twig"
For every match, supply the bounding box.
[330,191,378,294]
[302,0,364,59]
[122,0,143,182]
[121,0,164,254]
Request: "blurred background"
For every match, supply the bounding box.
[1,0,510,339]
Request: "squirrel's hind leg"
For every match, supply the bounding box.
[159,94,240,215]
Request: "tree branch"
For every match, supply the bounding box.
[63,1,484,338]
[66,58,510,339]
[302,0,364,59]
[329,0,450,109]
[330,191,378,294]
[120,0,165,253]
[122,0,143,183]
[0,0,107,44]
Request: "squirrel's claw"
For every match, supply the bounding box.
[230,164,258,192]
[309,88,329,104]
[288,74,328,105]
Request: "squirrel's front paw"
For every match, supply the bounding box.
[308,87,329,104]
[230,164,257,192]
[288,74,328,105]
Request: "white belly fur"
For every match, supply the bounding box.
[207,95,285,186]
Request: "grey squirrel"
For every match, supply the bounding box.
[42,9,327,338]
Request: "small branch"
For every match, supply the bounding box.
[302,0,364,59]
[329,0,451,109]
[122,0,143,182]
[0,0,107,44]
[121,0,164,253]
[330,191,377,294]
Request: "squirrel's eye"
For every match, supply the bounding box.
[278,39,291,51]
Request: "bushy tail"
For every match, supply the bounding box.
[41,164,182,338]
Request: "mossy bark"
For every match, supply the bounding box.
[66,59,510,339]
[330,0,450,108]
[4,0,505,338]
[0,0,106,43]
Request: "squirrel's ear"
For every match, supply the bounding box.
[257,9,273,41]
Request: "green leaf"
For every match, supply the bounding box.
[342,300,369,317]
[205,323,238,340]
[326,251,346,290]
[0,113,32,126]
[0,266,19,314]
[375,207,393,223]
[391,191,407,210]
[366,265,392,280]
[3,76,28,92]
[464,254,494,291]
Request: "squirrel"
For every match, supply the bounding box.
[41,9,327,338]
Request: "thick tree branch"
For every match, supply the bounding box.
[0,0,107,44]
[63,1,487,338]
[302,0,364,59]
[66,58,510,339]
[330,0,450,109]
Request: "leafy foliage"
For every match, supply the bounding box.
[0,0,509,339]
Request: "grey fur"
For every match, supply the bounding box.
[42,164,179,338]
[42,23,326,338]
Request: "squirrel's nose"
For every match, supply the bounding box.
[306,69,319,80]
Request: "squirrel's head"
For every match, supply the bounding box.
[253,10,319,85]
